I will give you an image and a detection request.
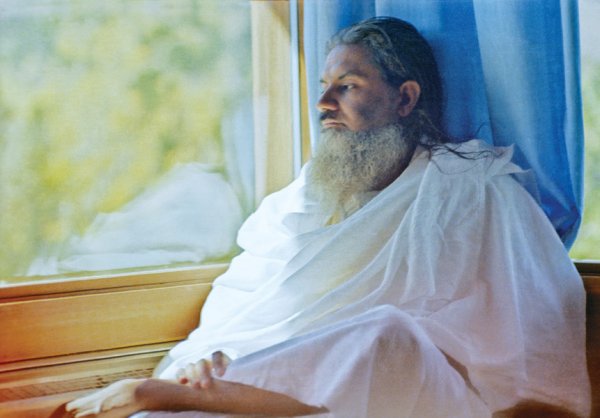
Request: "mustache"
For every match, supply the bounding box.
[319,111,336,122]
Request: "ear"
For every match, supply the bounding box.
[397,81,421,117]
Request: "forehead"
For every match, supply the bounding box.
[321,44,383,81]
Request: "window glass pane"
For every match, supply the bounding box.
[570,0,600,260]
[0,0,256,283]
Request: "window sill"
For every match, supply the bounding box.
[0,263,227,300]
[0,264,226,366]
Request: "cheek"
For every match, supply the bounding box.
[353,95,394,128]
[355,104,375,125]
[345,93,371,114]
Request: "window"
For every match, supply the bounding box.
[570,0,600,260]
[0,0,296,285]
[0,1,299,394]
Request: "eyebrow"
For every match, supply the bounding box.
[320,69,369,84]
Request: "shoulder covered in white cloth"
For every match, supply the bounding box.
[156,139,590,417]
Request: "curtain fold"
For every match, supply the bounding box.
[303,0,583,247]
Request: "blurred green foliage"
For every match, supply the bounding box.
[571,61,600,260]
[0,1,252,278]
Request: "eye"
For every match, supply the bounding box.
[341,84,355,91]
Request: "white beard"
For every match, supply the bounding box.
[308,123,417,215]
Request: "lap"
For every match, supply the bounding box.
[186,305,490,417]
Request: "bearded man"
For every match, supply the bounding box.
[66,17,590,418]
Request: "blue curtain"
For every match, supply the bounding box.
[303,0,583,248]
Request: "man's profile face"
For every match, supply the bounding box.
[318,44,401,132]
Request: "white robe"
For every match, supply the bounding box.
[152,140,590,417]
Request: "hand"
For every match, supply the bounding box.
[65,378,144,418]
[176,350,231,389]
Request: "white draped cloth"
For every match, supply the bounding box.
[152,140,590,417]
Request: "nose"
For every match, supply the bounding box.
[316,87,338,113]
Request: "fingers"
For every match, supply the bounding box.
[176,361,203,385]
[198,359,213,389]
[177,360,213,389]
[176,368,188,385]
[175,352,231,389]
[66,392,102,417]
[73,407,99,418]
[211,351,230,378]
